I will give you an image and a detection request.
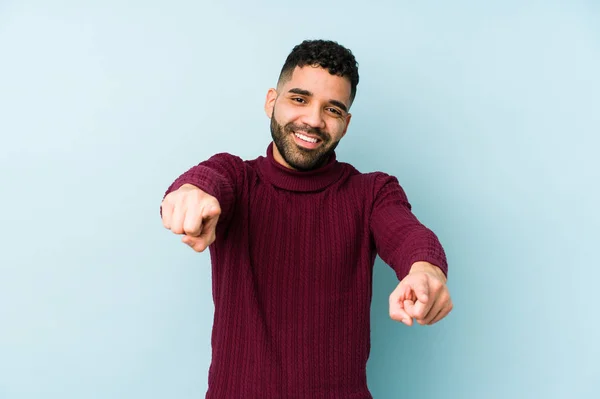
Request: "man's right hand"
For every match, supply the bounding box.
[161,184,221,252]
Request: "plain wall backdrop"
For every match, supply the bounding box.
[1,1,598,398]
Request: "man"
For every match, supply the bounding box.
[160,39,452,398]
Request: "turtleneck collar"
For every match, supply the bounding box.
[257,143,347,192]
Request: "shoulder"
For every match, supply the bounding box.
[200,152,254,174]
[204,152,245,166]
[340,161,402,190]
[340,162,411,208]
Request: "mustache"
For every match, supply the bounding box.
[284,123,328,141]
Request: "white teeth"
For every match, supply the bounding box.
[294,132,318,143]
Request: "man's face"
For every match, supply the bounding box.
[264,66,352,171]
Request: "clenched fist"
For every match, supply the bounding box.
[389,261,452,326]
[161,184,221,252]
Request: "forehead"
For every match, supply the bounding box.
[281,66,352,105]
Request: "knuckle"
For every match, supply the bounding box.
[183,221,198,235]
[429,278,440,288]
[439,292,450,304]
[207,200,221,215]
[186,193,200,206]
[193,192,205,203]
[172,227,184,235]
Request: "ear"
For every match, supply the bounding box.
[264,88,278,118]
[341,113,352,137]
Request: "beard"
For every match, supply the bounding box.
[270,110,340,171]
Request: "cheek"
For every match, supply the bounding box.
[273,105,294,125]
[274,102,312,125]
[327,119,347,138]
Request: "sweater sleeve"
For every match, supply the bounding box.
[161,152,243,227]
[369,173,448,281]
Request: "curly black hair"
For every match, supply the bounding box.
[278,39,359,104]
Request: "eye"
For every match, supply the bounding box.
[327,107,342,116]
[291,97,306,104]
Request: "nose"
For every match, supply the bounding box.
[300,104,326,130]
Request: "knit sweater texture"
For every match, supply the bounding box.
[163,143,448,399]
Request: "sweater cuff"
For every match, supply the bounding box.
[391,228,448,281]
[407,251,448,278]
[160,165,235,222]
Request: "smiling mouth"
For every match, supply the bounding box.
[293,131,321,144]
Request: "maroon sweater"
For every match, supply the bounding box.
[163,143,447,399]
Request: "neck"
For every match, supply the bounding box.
[259,143,346,192]
[271,142,295,170]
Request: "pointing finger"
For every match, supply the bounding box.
[182,235,210,252]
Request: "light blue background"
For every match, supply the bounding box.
[1,1,598,398]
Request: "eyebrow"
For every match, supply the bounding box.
[288,88,348,114]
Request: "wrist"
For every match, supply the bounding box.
[409,261,446,281]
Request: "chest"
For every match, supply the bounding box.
[245,185,371,282]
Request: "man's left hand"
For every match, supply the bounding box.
[389,261,453,326]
